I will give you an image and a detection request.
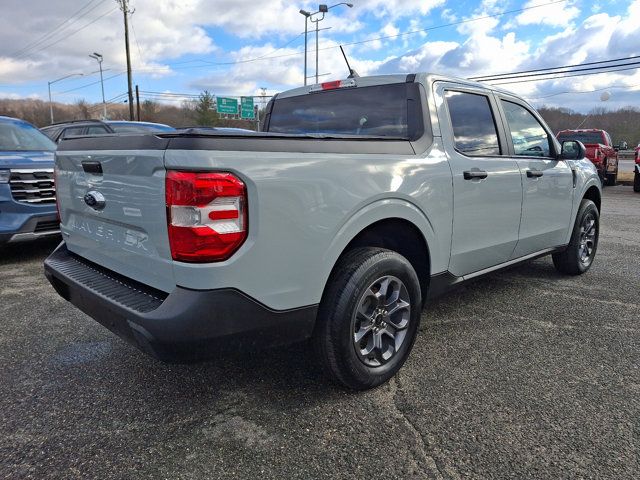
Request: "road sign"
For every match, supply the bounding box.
[217,97,238,115]
[240,96,255,119]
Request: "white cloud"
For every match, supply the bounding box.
[515,0,580,27]
[375,1,640,112]
[354,0,446,18]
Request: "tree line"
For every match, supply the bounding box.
[0,90,262,131]
[1,94,638,146]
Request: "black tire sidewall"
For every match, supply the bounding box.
[327,250,422,388]
[569,200,599,273]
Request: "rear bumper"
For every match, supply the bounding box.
[44,243,318,362]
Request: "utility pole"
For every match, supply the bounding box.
[135,84,141,121]
[117,0,135,120]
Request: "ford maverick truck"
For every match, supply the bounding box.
[44,73,602,390]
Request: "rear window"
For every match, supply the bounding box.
[0,121,56,151]
[267,83,416,139]
[557,131,604,145]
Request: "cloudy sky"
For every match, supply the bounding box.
[0,0,638,112]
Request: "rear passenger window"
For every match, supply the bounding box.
[86,125,110,135]
[445,91,500,156]
[501,100,551,157]
[62,127,84,138]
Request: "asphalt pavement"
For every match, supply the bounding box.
[1,186,639,479]
[619,158,635,175]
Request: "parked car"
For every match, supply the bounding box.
[0,116,59,244]
[44,73,601,390]
[176,126,256,134]
[106,121,175,134]
[634,144,640,192]
[41,120,174,143]
[556,129,619,186]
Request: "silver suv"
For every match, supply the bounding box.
[45,73,601,390]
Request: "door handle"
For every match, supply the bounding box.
[82,161,103,175]
[526,169,543,178]
[463,170,488,180]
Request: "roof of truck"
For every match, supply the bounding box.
[276,73,515,99]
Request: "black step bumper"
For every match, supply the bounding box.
[44,243,317,362]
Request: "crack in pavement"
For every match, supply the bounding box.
[379,375,463,480]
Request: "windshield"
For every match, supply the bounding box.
[109,123,174,133]
[268,83,411,138]
[0,121,56,151]
[557,131,604,145]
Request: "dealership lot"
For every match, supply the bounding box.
[1,186,639,479]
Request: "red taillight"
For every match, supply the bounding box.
[166,171,247,262]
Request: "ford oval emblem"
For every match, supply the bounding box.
[84,191,106,211]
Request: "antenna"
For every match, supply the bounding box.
[339,45,359,79]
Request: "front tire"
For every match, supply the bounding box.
[552,199,599,275]
[634,172,640,192]
[313,248,422,390]
[599,160,608,187]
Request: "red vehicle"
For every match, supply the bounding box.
[557,129,619,186]
[634,144,640,192]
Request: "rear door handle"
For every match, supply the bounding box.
[526,169,543,178]
[463,170,488,180]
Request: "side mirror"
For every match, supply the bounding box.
[560,140,586,160]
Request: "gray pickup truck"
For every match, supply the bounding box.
[44,73,602,390]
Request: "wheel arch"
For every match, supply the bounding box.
[583,184,601,212]
[320,200,435,306]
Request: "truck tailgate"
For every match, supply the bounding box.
[56,140,175,293]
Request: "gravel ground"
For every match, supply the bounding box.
[1,186,639,479]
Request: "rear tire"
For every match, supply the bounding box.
[552,199,599,275]
[605,170,617,186]
[634,172,640,192]
[313,247,422,390]
[599,160,608,187]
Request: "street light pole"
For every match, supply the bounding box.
[307,3,353,84]
[299,10,311,86]
[47,73,84,124]
[89,52,107,119]
[314,13,321,84]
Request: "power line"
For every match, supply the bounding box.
[471,54,640,81]
[473,58,640,82]
[488,65,640,85]
[127,0,569,73]
[55,72,124,95]
[10,0,106,58]
[129,13,145,64]
[527,83,640,100]
[15,6,118,61]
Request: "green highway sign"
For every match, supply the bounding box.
[240,96,255,119]
[217,97,238,115]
